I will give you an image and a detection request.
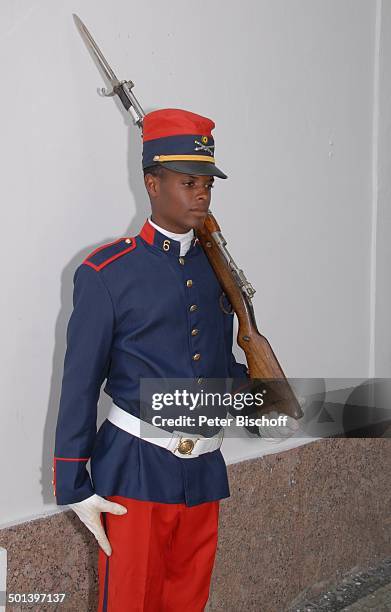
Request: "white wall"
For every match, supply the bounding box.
[373,1,391,376]
[0,0,389,527]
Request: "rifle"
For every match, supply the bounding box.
[72,14,303,421]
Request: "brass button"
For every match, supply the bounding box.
[178,439,195,454]
[193,353,201,361]
[191,328,199,336]
[51,480,55,485]
[197,377,203,384]
[189,304,198,312]
[125,238,132,244]
[51,467,54,471]
[179,257,185,265]
[186,279,193,287]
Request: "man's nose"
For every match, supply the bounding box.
[196,186,210,200]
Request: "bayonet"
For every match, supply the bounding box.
[72,14,145,127]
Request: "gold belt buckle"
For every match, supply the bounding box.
[175,436,199,455]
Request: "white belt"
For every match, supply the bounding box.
[107,403,224,459]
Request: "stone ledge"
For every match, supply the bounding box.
[0,439,389,611]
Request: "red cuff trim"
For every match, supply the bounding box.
[52,457,90,498]
[54,457,90,461]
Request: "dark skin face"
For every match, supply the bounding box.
[144,167,215,233]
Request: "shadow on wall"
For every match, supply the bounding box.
[40,96,156,528]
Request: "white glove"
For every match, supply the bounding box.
[258,409,301,443]
[69,493,127,556]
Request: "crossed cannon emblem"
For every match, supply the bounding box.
[194,139,215,155]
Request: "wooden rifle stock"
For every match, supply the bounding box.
[196,212,303,420]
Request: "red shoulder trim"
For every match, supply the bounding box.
[82,237,137,271]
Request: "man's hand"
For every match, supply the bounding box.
[69,494,127,556]
[258,409,301,442]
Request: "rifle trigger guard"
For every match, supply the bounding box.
[219,292,234,315]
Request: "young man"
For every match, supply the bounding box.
[53,108,298,611]
[53,108,253,611]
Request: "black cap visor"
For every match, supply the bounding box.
[157,160,227,179]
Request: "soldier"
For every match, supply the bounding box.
[53,108,297,611]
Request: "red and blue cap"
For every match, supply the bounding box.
[142,108,227,179]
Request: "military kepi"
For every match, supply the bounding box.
[142,108,227,179]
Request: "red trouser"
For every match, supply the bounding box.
[97,495,220,612]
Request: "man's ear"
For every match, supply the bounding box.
[144,174,160,199]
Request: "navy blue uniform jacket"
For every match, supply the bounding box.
[53,219,250,506]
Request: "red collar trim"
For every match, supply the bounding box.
[139,219,155,245]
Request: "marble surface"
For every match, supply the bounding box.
[1,438,390,611]
[209,438,391,611]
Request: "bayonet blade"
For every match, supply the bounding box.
[72,14,119,87]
